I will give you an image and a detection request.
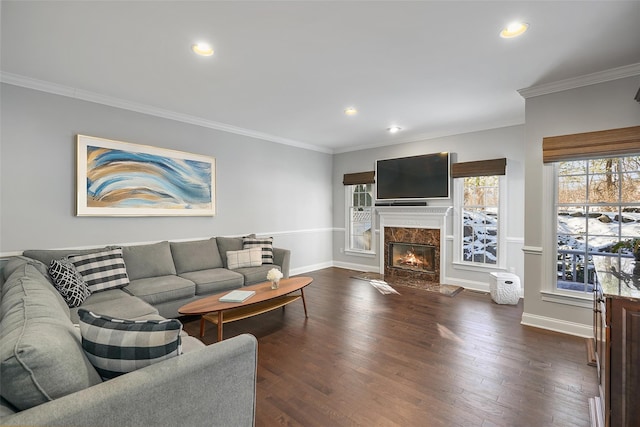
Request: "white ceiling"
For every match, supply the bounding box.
[2,1,640,153]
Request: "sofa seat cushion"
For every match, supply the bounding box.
[126,275,195,306]
[170,238,223,274]
[0,264,102,410]
[121,241,176,280]
[235,265,281,286]
[179,268,244,295]
[70,290,159,324]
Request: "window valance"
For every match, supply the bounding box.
[343,171,375,185]
[451,158,506,178]
[542,126,640,163]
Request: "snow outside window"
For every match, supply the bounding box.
[555,156,640,294]
[346,184,374,253]
[462,176,500,264]
[454,175,505,269]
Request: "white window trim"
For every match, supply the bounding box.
[541,163,594,306]
[344,185,375,256]
[452,175,507,271]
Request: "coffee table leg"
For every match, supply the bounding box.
[301,288,309,318]
[200,317,205,337]
[217,310,223,341]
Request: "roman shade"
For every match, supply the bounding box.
[343,171,375,185]
[542,126,640,163]
[451,158,506,178]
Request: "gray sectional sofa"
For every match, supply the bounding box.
[0,235,290,426]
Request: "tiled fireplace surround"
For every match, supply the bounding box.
[377,206,452,286]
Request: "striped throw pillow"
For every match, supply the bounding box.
[67,248,129,293]
[242,237,274,264]
[78,309,183,380]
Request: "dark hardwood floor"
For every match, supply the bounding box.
[181,267,598,427]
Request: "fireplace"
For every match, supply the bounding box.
[389,242,435,273]
[376,206,452,287]
[384,227,440,284]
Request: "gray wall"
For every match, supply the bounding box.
[332,125,525,292]
[0,84,334,274]
[522,75,640,336]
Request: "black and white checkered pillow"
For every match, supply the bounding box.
[48,259,92,307]
[78,309,183,380]
[67,248,129,293]
[242,237,274,264]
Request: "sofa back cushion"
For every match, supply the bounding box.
[216,236,249,269]
[22,248,107,269]
[0,264,102,410]
[170,238,223,274]
[121,241,176,280]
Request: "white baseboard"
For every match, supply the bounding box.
[442,275,490,293]
[290,262,333,276]
[521,312,592,338]
[332,261,380,273]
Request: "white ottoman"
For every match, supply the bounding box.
[489,272,521,305]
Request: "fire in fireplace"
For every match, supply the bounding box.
[389,242,435,273]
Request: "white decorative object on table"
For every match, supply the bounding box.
[267,268,283,289]
[489,272,521,305]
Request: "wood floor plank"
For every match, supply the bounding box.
[181,267,598,426]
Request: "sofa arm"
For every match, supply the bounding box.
[2,334,258,427]
[273,247,290,278]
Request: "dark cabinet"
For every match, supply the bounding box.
[608,297,640,427]
[594,286,640,427]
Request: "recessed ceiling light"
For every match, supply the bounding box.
[344,107,358,116]
[192,42,214,57]
[500,21,529,38]
[387,126,402,133]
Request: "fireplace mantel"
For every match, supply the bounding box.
[377,206,452,281]
[376,206,452,229]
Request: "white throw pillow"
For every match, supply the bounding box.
[226,247,263,270]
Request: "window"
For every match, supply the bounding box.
[455,175,504,266]
[346,184,374,253]
[555,156,640,294]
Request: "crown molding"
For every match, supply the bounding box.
[0,72,333,154]
[518,63,640,99]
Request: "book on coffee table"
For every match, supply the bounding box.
[219,290,256,303]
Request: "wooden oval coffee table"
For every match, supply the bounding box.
[179,276,312,341]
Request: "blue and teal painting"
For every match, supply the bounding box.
[86,146,213,210]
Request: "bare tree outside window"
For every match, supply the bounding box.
[556,156,640,293]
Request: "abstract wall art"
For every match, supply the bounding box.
[76,135,215,216]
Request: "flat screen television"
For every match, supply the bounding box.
[375,152,450,201]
